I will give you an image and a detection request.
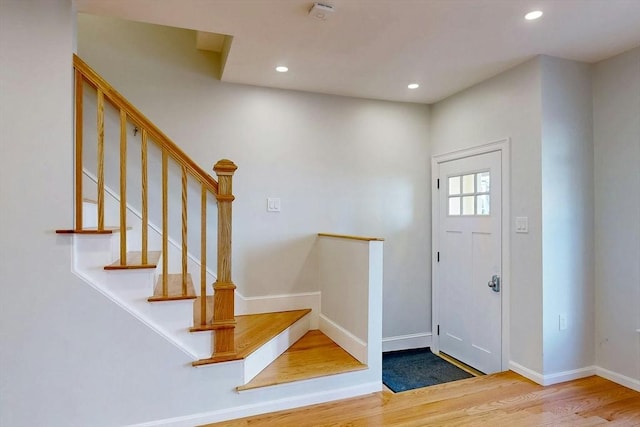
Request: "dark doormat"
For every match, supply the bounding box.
[382,347,474,393]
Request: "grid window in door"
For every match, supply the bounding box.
[448,171,490,216]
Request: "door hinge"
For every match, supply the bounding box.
[437,325,440,336]
[437,252,440,262]
[437,178,440,189]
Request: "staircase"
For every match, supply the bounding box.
[55,54,375,403]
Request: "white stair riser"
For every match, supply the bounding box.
[82,202,97,228]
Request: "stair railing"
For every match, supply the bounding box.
[70,54,236,355]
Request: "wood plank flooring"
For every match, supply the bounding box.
[203,371,640,426]
[237,330,367,391]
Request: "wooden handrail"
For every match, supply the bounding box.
[317,233,385,242]
[73,54,218,194]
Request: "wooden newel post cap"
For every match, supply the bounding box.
[213,159,238,176]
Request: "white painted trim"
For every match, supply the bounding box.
[508,360,545,384]
[596,366,640,392]
[509,361,597,386]
[319,314,368,364]
[382,333,432,352]
[432,139,511,162]
[236,291,321,328]
[541,366,597,386]
[431,138,511,372]
[124,381,381,427]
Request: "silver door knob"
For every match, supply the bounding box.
[488,274,500,292]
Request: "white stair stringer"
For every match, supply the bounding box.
[72,232,213,360]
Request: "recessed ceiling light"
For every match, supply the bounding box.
[524,10,543,20]
[408,83,420,89]
[275,66,289,73]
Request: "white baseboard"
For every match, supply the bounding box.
[541,366,596,386]
[509,361,597,386]
[596,366,640,392]
[125,381,381,427]
[319,314,368,364]
[382,332,432,352]
[508,361,544,385]
[510,361,640,392]
[236,291,321,328]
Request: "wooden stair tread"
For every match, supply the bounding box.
[192,309,311,366]
[237,330,367,391]
[148,274,196,302]
[56,227,123,235]
[104,251,161,270]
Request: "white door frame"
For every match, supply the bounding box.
[431,138,511,371]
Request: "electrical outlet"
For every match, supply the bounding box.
[559,313,568,331]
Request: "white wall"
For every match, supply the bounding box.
[540,56,595,375]
[76,14,432,341]
[593,47,640,384]
[430,59,544,373]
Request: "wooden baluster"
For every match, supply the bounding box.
[181,165,188,296]
[162,148,169,297]
[141,129,148,265]
[213,159,238,356]
[74,70,84,230]
[119,110,127,265]
[200,184,207,326]
[97,89,105,231]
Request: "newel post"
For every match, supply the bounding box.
[213,159,238,356]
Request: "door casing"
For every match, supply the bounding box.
[431,138,511,371]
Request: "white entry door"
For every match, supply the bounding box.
[436,150,502,374]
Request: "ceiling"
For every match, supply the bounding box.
[76,0,640,104]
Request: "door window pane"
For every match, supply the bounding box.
[462,196,475,215]
[477,172,490,193]
[462,174,475,194]
[445,172,491,217]
[477,195,490,215]
[449,197,461,215]
[448,176,461,195]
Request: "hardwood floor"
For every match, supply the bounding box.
[203,372,640,426]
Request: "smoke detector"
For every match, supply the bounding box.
[309,3,335,21]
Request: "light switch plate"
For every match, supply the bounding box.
[515,216,529,233]
[267,198,281,212]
